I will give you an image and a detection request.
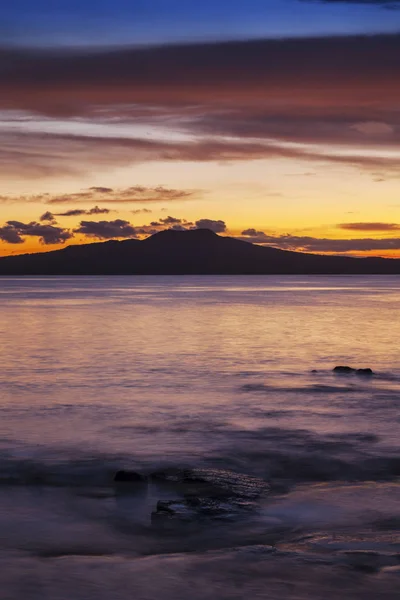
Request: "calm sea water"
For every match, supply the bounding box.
[0,276,399,599]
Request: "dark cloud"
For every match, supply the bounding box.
[56,206,111,217]
[338,222,400,231]
[88,187,114,193]
[39,211,56,223]
[0,181,199,204]
[169,224,188,231]
[1,34,398,117]
[132,208,152,214]
[44,184,197,205]
[238,230,400,253]
[88,206,111,215]
[0,224,24,244]
[192,113,400,149]
[0,221,72,245]
[56,209,87,217]
[148,216,193,231]
[74,219,138,240]
[159,216,183,225]
[241,229,269,238]
[195,219,227,233]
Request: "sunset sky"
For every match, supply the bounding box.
[0,0,399,257]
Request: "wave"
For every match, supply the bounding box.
[240,383,367,394]
[0,425,398,489]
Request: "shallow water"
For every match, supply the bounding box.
[0,275,399,598]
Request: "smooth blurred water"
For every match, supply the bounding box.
[0,276,399,599]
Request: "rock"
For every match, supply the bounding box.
[333,366,374,376]
[151,500,196,522]
[114,470,146,483]
[150,468,269,524]
[333,366,356,374]
[356,368,374,377]
[152,496,243,522]
[151,468,269,500]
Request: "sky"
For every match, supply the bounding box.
[0,0,399,257]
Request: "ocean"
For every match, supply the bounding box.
[0,275,399,599]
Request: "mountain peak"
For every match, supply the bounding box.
[143,228,219,246]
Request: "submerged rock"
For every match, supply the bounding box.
[152,500,195,521]
[114,470,146,483]
[151,468,269,500]
[152,496,250,523]
[150,468,269,523]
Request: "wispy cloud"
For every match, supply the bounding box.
[338,222,400,231]
[55,206,111,217]
[239,229,400,253]
[0,183,200,205]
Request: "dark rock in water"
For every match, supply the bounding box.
[333,366,356,374]
[114,470,146,483]
[152,500,196,522]
[151,468,269,500]
[156,500,178,514]
[150,468,269,524]
[356,368,374,377]
[152,496,248,523]
[333,366,374,376]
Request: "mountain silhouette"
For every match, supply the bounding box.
[0,229,399,275]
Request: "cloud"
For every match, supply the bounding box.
[159,216,184,225]
[0,125,399,182]
[148,216,193,230]
[56,206,111,217]
[169,224,188,231]
[0,224,24,244]
[0,182,200,205]
[350,121,394,136]
[193,113,400,149]
[56,209,88,217]
[239,229,400,253]
[195,219,227,233]
[338,222,400,231]
[241,229,269,239]
[88,187,114,193]
[88,206,111,215]
[1,34,398,118]
[71,214,227,241]
[0,221,73,245]
[0,34,398,178]
[45,185,197,205]
[74,219,138,239]
[39,211,57,223]
[132,208,152,214]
